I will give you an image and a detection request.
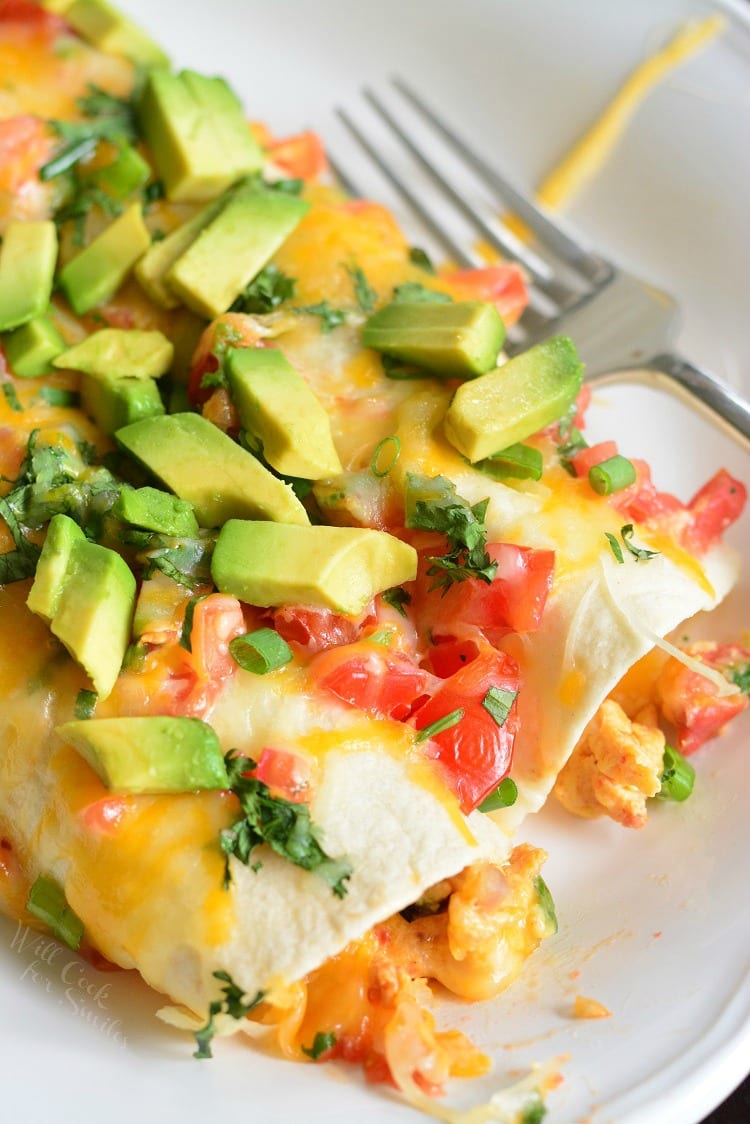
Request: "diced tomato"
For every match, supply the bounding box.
[572,384,592,430]
[201,387,239,433]
[267,130,327,180]
[412,650,521,813]
[412,543,555,646]
[254,748,313,803]
[441,264,529,327]
[310,640,431,720]
[683,469,747,555]
[187,314,267,406]
[656,642,749,755]
[571,440,619,478]
[611,458,686,526]
[0,115,52,194]
[428,638,480,679]
[188,594,246,680]
[0,0,66,29]
[272,604,375,655]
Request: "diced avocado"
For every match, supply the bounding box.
[212,520,418,615]
[114,486,199,537]
[444,336,584,463]
[50,538,136,698]
[3,313,65,378]
[91,144,151,200]
[80,373,164,435]
[57,203,151,316]
[0,221,58,332]
[312,471,388,528]
[55,715,229,794]
[26,514,85,621]
[226,348,342,480]
[54,328,173,379]
[138,69,262,202]
[134,197,225,308]
[115,412,309,527]
[167,186,309,319]
[362,300,505,379]
[61,0,169,68]
[27,875,84,951]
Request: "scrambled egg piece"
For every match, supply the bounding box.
[554,699,665,829]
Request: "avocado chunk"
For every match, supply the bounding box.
[26,514,85,621]
[138,69,262,202]
[115,412,309,528]
[3,313,65,378]
[54,328,173,379]
[59,0,169,68]
[0,221,58,332]
[134,196,225,309]
[362,300,505,379]
[444,336,584,463]
[57,203,151,316]
[167,186,309,319]
[80,373,164,435]
[212,520,418,615]
[114,486,199,537]
[90,144,151,200]
[55,716,229,794]
[226,348,342,480]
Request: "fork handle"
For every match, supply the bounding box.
[590,353,750,452]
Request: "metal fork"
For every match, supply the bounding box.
[328,78,750,450]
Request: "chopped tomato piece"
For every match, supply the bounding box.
[272,604,374,655]
[412,650,521,813]
[267,130,327,180]
[428,638,480,679]
[571,440,619,478]
[255,748,313,803]
[683,469,746,555]
[0,115,52,194]
[188,313,266,406]
[412,543,554,646]
[441,264,529,327]
[656,642,749,755]
[188,594,246,680]
[0,0,66,29]
[310,640,431,720]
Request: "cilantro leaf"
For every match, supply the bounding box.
[40,85,137,181]
[302,1031,337,1060]
[557,426,588,474]
[392,281,452,304]
[2,384,23,413]
[0,495,40,582]
[604,531,625,564]
[408,246,436,274]
[621,523,660,561]
[345,264,376,313]
[405,473,497,592]
[124,530,214,590]
[219,753,352,898]
[53,180,123,247]
[193,970,265,1060]
[381,586,411,617]
[230,263,297,315]
[297,301,346,333]
[729,663,750,693]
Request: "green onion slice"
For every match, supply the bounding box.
[229,628,293,675]
[482,686,518,726]
[588,454,636,495]
[370,435,401,478]
[656,745,695,802]
[26,875,84,951]
[415,708,465,743]
[478,777,518,812]
[479,443,543,482]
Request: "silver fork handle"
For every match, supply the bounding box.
[590,353,750,452]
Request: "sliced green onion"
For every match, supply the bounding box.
[2,384,23,413]
[482,686,518,727]
[588,454,636,495]
[40,137,98,181]
[302,1031,337,1060]
[478,777,518,812]
[74,688,97,720]
[604,531,625,564]
[533,874,558,934]
[229,628,293,675]
[37,387,79,408]
[26,875,84,950]
[479,443,543,482]
[656,745,695,802]
[621,523,660,561]
[415,708,465,743]
[370,435,401,478]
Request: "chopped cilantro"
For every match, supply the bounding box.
[0,495,40,583]
[74,688,98,720]
[40,85,137,181]
[193,970,265,1060]
[54,179,123,247]
[405,473,497,592]
[179,595,206,651]
[482,686,517,726]
[230,263,296,315]
[380,354,428,380]
[2,384,23,413]
[557,426,588,474]
[141,179,165,209]
[520,1094,548,1124]
[381,586,411,616]
[265,176,304,195]
[220,753,352,898]
[125,530,214,590]
[729,663,750,693]
[604,531,625,564]
[345,264,376,313]
[392,281,452,304]
[302,1031,337,1060]
[297,301,346,333]
[408,246,436,274]
[621,523,660,561]
[36,387,79,408]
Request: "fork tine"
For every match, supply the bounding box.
[325,151,363,199]
[363,87,571,304]
[336,107,476,269]
[393,77,613,287]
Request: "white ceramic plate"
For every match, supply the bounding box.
[4,1,750,1121]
